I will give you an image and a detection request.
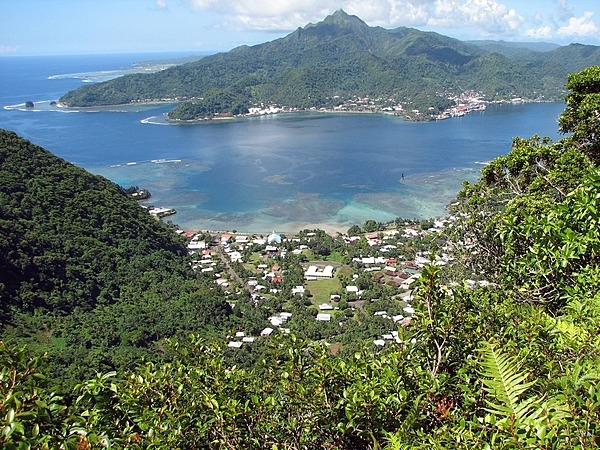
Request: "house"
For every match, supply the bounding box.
[384,266,397,276]
[373,272,385,283]
[316,313,331,321]
[292,286,306,295]
[267,231,282,245]
[353,257,387,265]
[187,241,206,250]
[319,303,334,310]
[261,327,274,337]
[228,251,243,263]
[227,341,243,348]
[216,279,229,287]
[148,207,175,217]
[401,275,419,290]
[304,265,334,279]
[269,316,284,326]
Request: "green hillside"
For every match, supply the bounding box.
[59,11,600,121]
[0,129,232,389]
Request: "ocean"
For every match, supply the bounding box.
[0,53,566,234]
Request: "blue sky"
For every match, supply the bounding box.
[1,0,599,55]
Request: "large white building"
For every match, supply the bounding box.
[304,265,334,279]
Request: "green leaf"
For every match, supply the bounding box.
[478,342,536,420]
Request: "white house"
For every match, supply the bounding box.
[292,286,306,295]
[304,265,335,279]
[227,341,243,348]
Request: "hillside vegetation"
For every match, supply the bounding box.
[0,130,233,389]
[2,66,600,448]
[59,11,600,121]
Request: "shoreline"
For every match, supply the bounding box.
[179,222,352,238]
[57,97,561,123]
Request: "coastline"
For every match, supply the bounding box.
[57,95,560,124]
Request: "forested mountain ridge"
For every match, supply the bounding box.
[59,10,600,120]
[0,129,186,313]
[0,129,233,389]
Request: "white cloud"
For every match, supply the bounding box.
[525,25,553,39]
[155,0,168,9]
[186,0,525,34]
[427,0,523,35]
[183,0,599,44]
[557,11,598,38]
[187,0,334,30]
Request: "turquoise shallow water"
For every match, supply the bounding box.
[0,53,565,233]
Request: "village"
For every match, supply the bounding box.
[174,215,488,354]
[244,90,495,121]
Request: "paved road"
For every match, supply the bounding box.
[213,245,252,293]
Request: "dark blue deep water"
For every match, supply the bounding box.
[0,53,566,233]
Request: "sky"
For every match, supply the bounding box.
[1,0,599,56]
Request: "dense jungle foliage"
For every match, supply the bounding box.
[2,66,600,448]
[59,10,600,120]
[0,130,234,390]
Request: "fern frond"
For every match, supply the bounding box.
[478,342,536,421]
[398,394,423,435]
[383,396,424,450]
[541,312,589,346]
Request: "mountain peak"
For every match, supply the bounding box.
[303,9,369,33]
[327,9,357,21]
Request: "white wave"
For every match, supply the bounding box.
[140,114,171,125]
[151,158,182,164]
[48,69,125,83]
[4,103,26,110]
[48,64,175,84]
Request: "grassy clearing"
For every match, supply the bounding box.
[307,277,342,304]
[326,251,346,263]
[242,253,263,272]
[336,265,354,278]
